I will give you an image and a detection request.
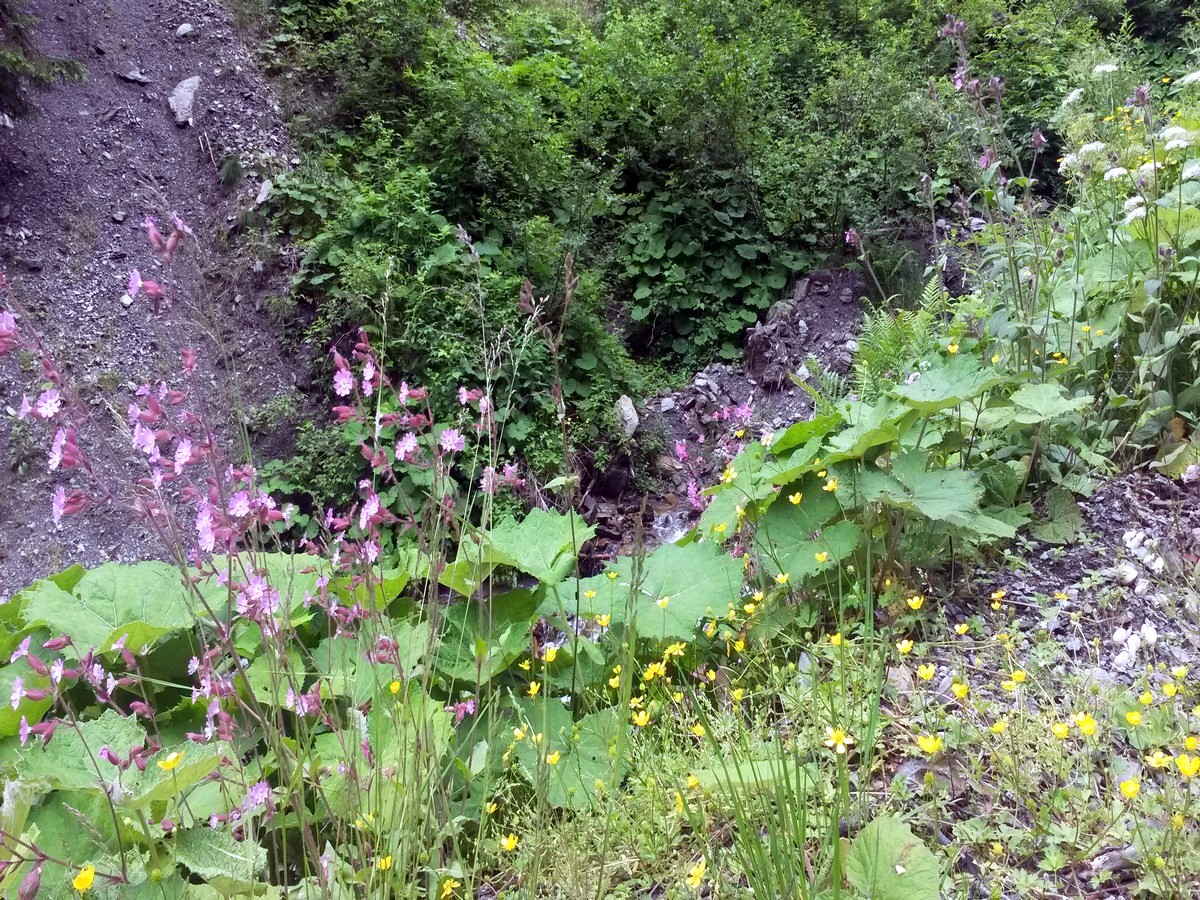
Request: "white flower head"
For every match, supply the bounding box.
[1103,166,1128,181]
[1079,141,1108,156]
[1062,87,1084,106]
[1160,126,1188,141]
[1123,206,1148,225]
[1058,153,1078,174]
[1123,195,1146,213]
[1165,138,1192,152]
[1178,70,1200,86]
[1183,160,1200,182]
[1092,63,1119,75]
[1136,160,1159,179]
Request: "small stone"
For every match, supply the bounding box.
[1114,562,1138,586]
[118,68,152,85]
[1134,578,1150,597]
[659,397,676,413]
[254,179,272,206]
[175,23,196,39]
[1113,627,1129,645]
[111,211,126,224]
[168,76,202,126]
[1140,621,1158,647]
[120,293,134,308]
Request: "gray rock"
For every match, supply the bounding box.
[659,396,676,413]
[175,23,196,39]
[615,395,639,438]
[118,69,152,85]
[111,211,126,224]
[168,76,202,126]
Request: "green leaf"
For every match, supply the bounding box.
[434,591,538,684]
[121,742,224,810]
[438,531,516,597]
[893,355,1006,414]
[0,658,53,737]
[486,509,596,586]
[512,701,625,810]
[317,620,430,702]
[1010,383,1089,424]
[624,542,744,638]
[18,710,147,791]
[22,561,192,655]
[846,815,941,899]
[825,398,911,462]
[768,412,843,457]
[173,825,267,894]
[1030,487,1084,544]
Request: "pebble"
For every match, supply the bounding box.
[1114,562,1138,586]
[176,23,196,39]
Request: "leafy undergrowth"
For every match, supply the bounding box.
[2,17,1200,900]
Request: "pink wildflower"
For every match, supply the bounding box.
[17,396,31,419]
[35,388,62,419]
[440,428,465,453]
[333,369,355,397]
[128,270,142,298]
[395,432,419,462]
[0,310,19,355]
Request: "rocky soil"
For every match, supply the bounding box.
[582,269,865,560]
[0,0,306,596]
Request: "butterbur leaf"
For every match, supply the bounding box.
[845,815,942,900]
[512,701,625,810]
[893,355,1006,414]
[121,742,224,809]
[1010,382,1090,424]
[22,561,193,655]
[18,710,147,791]
[620,542,742,639]
[1029,487,1084,544]
[486,509,596,586]
[173,826,267,894]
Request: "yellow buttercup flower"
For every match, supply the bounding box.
[789,492,803,505]
[990,719,1008,734]
[441,877,461,899]
[584,589,596,600]
[1051,722,1070,740]
[1120,779,1140,800]
[817,470,827,478]
[992,353,1001,364]
[543,646,558,664]
[1126,711,1143,726]
[1186,736,1198,751]
[1164,682,1178,698]
[814,552,828,564]
[685,857,707,889]
[389,680,402,694]
[687,774,701,789]
[916,734,943,755]
[500,833,519,852]
[917,663,936,681]
[1073,712,1097,736]
[1176,754,1200,778]
[377,855,393,871]
[721,466,737,485]
[657,595,670,609]
[546,751,561,765]
[1011,670,1026,683]
[664,641,687,658]
[743,602,757,614]
[607,571,618,580]
[632,709,650,727]
[776,571,791,584]
[955,623,970,635]
[527,682,541,697]
[1001,679,1017,692]
[1147,750,1172,769]
[947,343,959,354]
[907,595,925,610]
[1140,691,1154,705]
[485,801,498,815]
[951,681,968,699]
[157,751,184,771]
[896,639,914,655]
[824,726,854,754]
[731,687,744,703]
[1173,666,1188,679]
[690,723,706,737]
[823,477,838,492]
[72,865,95,893]
[830,632,843,647]
[714,522,727,535]
[595,613,611,627]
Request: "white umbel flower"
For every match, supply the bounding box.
[1092,63,1119,75]
[1103,166,1128,181]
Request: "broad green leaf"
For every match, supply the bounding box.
[621,541,743,639]
[763,520,862,581]
[174,825,267,894]
[19,710,147,791]
[317,620,430,702]
[1151,440,1200,478]
[1029,487,1084,544]
[1010,382,1089,425]
[893,355,1005,414]
[486,509,596,586]
[239,648,305,706]
[845,815,942,900]
[891,452,985,526]
[121,742,224,810]
[512,701,625,810]
[434,590,539,683]
[825,398,912,461]
[438,530,516,597]
[769,412,843,455]
[22,561,192,655]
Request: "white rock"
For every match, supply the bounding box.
[615,395,639,437]
[168,76,202,126]
[1114,649,1135,670]
[1113,627,1129,645]
[1148,555,1166,575]
[254,179,272,206]
[1123,530,1143,549]
[176,23,196,39]
[1134,578,1151,597]
[1115,562,1138,586]
[1140,622,1158,646]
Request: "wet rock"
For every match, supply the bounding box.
[118,69,152,85]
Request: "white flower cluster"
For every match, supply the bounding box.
[1092,63,1119,75]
